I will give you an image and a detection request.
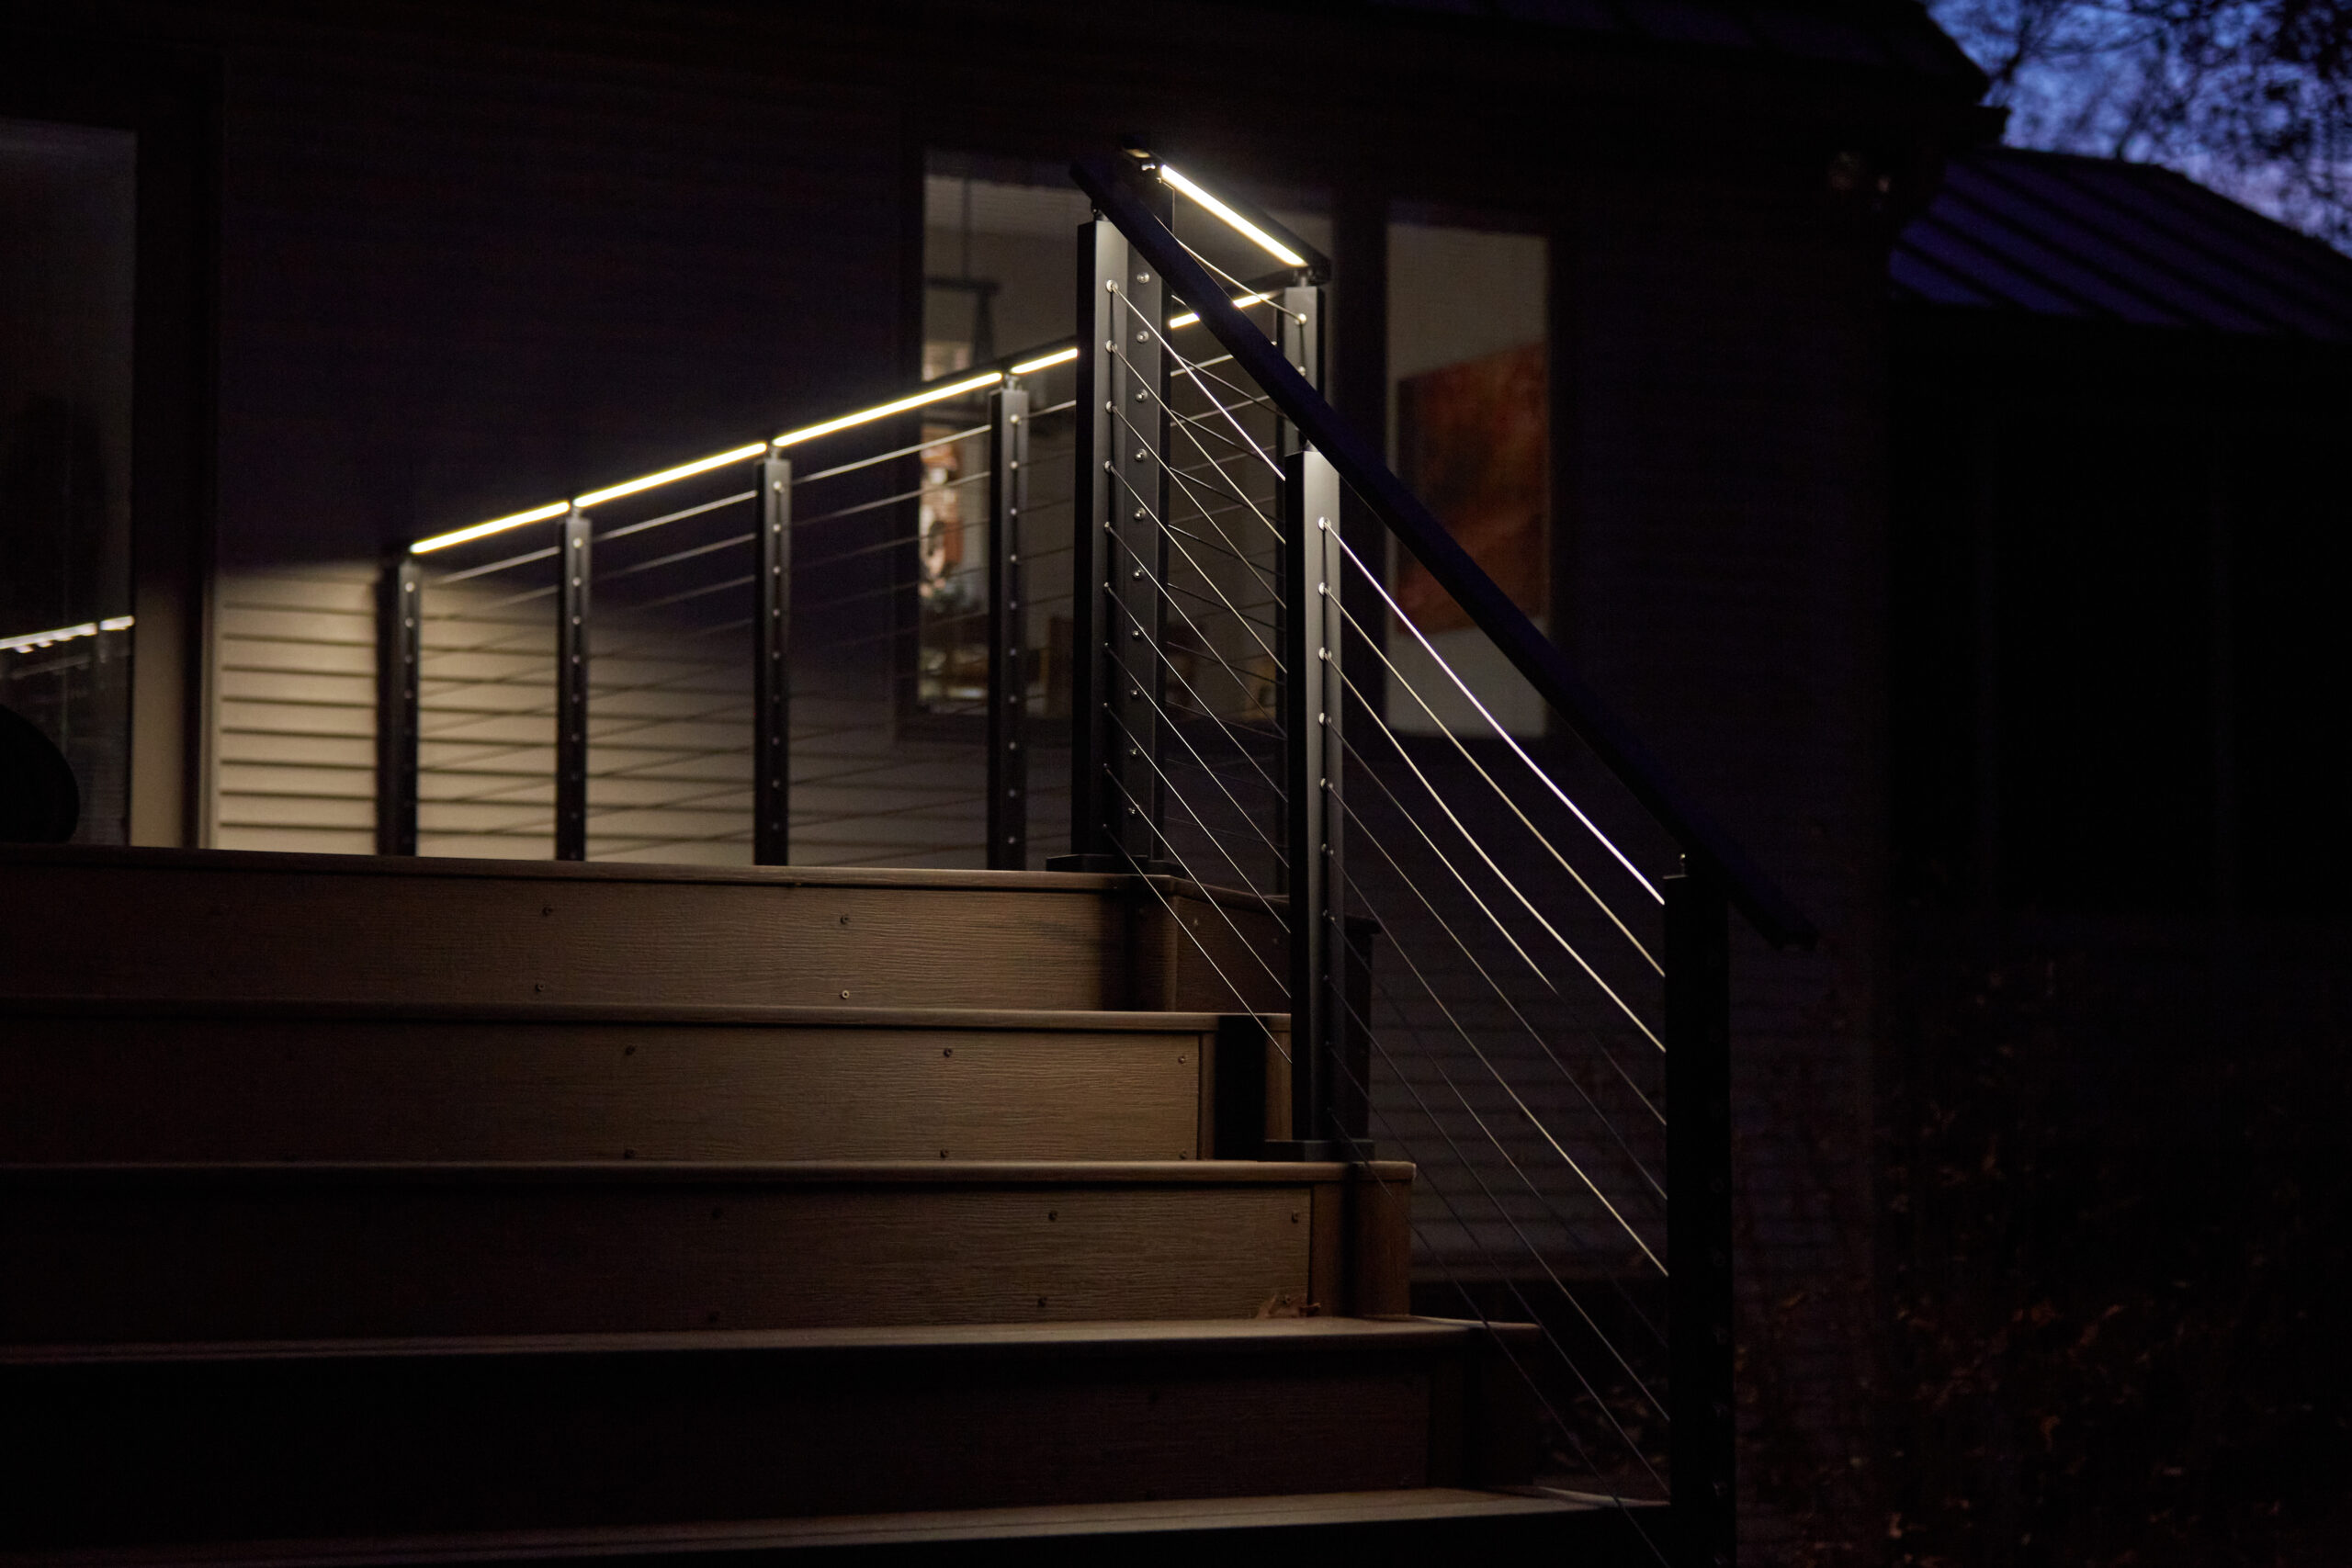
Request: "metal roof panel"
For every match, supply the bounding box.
[1895,149,2352,342]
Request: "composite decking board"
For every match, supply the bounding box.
[2,1320,1504,1548]
[0,998,1275,1031]
[0,843,1252,899]
[0,1016,1221,1162]
[4,1314,1499,1364]
[0,852,1286,1012]
[0,1488,1623,1567]
[0,1163,1420,1340]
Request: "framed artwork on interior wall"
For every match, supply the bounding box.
[1392,340,1551,637]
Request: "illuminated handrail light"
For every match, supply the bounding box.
[1,615,134,656]
[1169,292,1273,330]
[773,370,1003,447]
[1158,165,1306,270]
[412,367,1032,555]
[413,501,571,555]
[576,443,771,509]
[1010,347,1079,375]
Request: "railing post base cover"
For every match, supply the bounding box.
[1043,852,1184,875]
[1259,1138,1376,1162]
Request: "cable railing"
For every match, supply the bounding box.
[383,349,1084,867]
[1058,149,1815,1566]
[368,145,1815,1565]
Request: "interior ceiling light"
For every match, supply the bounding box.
[1010,347,1079,375]
[773,370,1003,447]
[412,501,571,555]
[0,615,133,655]
[1158,165,1306,269]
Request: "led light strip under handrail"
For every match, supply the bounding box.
[410,296,1271,556]
[0,615,135,656]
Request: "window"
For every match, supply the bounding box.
[0,116,137,841]
[1384,216,1549,738]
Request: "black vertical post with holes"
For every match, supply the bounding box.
[554,505,591,861]
[1667,863,1736,1568]
[1273,284,1323,458]
[754,453,792,865]
[1056,203,1172,873]
[1272,284,1323,894]
[1269,449,1354,1159]
[987,385,1029,869]
[375,553,421,856]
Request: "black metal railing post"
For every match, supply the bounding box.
[1272,284,1324,894]
[1274,283,1322,459]
[1070,153,1815,950]
[555,504,591,861]
[987,385,1030,870]
[375,554,421,856]
[1667,863,1736,1568]
[1270,448,1354,1158]
[1056,206,1174,874]
[754,453,792,866]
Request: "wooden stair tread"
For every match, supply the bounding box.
[1,1012,1295,1166]
[0,1488,1636,1565]
[0,845,1292,1013]
[3,1314,1517,1365]
[0,842,1266,908]
[0,998,1282,1031]
[0,1159,1406,1184]
[0,1161,1415,1339]
[2,1317,1551,1548]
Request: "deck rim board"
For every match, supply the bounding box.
[0,1314,1502,1368]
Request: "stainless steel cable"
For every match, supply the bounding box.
[1332,527,1664,908]
[592,489,757,546]
[1338,750,1666,1133]
[1332,658,1664,1053]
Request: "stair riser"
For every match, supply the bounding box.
[1,1345,1461,1549]
[0,854,1282,1011]
[0,1174,1375,1341]
[0,1019,1268,1163]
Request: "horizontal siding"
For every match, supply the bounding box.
[211,563,379,856]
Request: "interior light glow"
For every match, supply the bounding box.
[1168,292,1274,330]
[1010,347,1080,375]
[573,443,770,509]
[773,371,1003,447]
[412,501,571,555]
[0,615,136,655]
[1159,166,1306,269]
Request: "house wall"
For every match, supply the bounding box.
[1566,162,1898,1559]
[21,4,1989,1557]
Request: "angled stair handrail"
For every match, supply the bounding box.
[1070,154,1816,952]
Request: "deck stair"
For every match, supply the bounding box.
[0,845,1649,1562]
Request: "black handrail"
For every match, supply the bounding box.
[1071,154,1818,950]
